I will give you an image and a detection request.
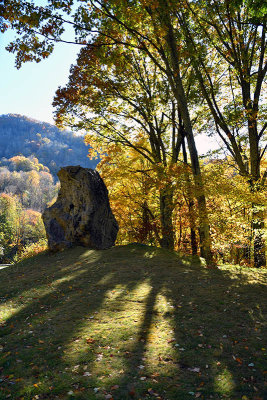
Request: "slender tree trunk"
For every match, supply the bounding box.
[178,211,182,249]
[140,200,151,243]
[160,13,213,264]
[159,183,175,249]
[251,189,266,268]
[189,201,198,255]
[252,205,265,267]
[181,133,198,255]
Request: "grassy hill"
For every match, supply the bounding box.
[0,244,266,400]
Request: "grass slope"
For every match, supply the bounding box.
[0,244,266,400]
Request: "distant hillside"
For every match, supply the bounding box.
[0,114,98,176]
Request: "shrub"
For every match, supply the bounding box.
[14,239,48,262]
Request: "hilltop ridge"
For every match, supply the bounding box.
[0,114,98,176]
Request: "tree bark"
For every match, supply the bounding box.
[181,131,198,255]
[190,224,198,255]
[159,183,175,249]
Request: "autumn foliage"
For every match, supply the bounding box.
[87,135,266,266]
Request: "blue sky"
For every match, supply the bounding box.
[0,30,80,124]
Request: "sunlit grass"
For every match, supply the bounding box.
[0,244,266,399]
[214,367,235,395]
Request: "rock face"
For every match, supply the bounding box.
[42,166,119,251]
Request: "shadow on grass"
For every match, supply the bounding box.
[0,244,266,400]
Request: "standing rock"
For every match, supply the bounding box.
[42,166,119,251]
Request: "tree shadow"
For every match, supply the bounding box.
[0,244,266,399]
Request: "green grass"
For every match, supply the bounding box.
[0,244,266,400]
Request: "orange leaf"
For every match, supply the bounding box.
[86,338,95,344]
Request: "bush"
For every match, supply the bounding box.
[14,239,48,262]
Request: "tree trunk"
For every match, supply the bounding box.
[189,202,198,255]
[140,200,151,243]
[252,201,266,268]
[159,183,175,249]
[182,132,198,255]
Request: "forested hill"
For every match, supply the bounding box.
[0,114,97,176]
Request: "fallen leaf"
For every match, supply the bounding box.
[86,338,95,344]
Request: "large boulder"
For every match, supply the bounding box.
[42,166,119,251]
